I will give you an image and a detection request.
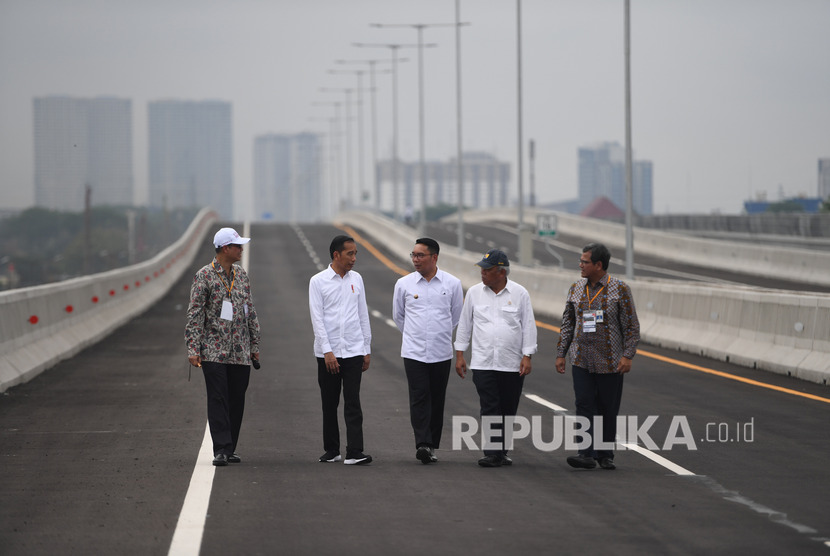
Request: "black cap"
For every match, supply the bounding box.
[476,249,509,269]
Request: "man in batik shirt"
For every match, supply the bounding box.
[556,242,639,471]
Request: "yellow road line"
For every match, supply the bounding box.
[337,224,410,277]
[345,226,830,406]
[536,319,830,404]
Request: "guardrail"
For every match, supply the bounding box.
[0,208,218,393]
[339,209,830,385]
[458,207,830,288]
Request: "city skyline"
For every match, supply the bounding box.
[1,0,829,218]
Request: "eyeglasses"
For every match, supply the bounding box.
[578,258,594,266]
[410,252,432,260]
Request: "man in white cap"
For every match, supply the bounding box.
[185,227,261,466]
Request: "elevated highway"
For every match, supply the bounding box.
[1,220,829,555]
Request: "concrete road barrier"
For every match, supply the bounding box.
[340,209,830,385]
[0,208,218,393]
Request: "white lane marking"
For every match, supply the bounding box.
[619,442,695,476]
[524,393,696,476]
[168,425,215,556]
[170,221,253,555]
[524,393,568,412]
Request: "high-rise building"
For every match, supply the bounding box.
[374,152,510,215]
[819,158,830,200]
[33,96,133,211]
[577,142,653,215]
[148,100,233,219]
[253,133,322,222]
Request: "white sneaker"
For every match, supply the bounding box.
[344,453,373,465]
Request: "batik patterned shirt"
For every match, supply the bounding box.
[556,273,639,373]
[185,258,260,364]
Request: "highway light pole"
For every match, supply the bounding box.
[353,43,417,222]
[330,69,368,207]
[624,0,634,279]
[516,0,530,266]
[371,22,450,237]
[311,101,344,211]
[308,116,339,218]
[320,87,355,207]
[455,0,467,254]
[336,59,395,212]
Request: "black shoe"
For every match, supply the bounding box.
[429,447,438,463]
[478,454,503,468]
[319,450,342,463]
[227,453,241,464]
[598,457,616,470]
[344,452,372,465]
[416,446,433,464]
[212,453,228,467]
[566,454,597,469]
[502,454,513,466]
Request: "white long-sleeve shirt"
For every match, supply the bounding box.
[309,265,372,358]
[454,279,537,372]
[393,268,464,363]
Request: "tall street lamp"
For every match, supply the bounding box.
[454,0,468,254]
[330,69,368,207]
[311,101,344,210]
[515,0,530,266]
[353,42,418,221]
[624,0,635,280]
[370,23,451,236]
[336,58,396,212]
[320,87,355,207]
[308,116,339,218]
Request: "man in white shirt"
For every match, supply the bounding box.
[455,249,537,467]
[308,235,372,465]
[393,238,464,464]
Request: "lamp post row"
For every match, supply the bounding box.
[311,2,634,274]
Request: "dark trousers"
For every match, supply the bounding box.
[317,356,364,457]
[572,365,624,459]
[403,358,451,449]
[201,361,251,456]
[472,369,526,456]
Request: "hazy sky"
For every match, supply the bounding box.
[1,0,828,217]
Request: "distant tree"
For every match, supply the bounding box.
[766,200,804,213]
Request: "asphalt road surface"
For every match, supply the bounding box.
[2,222,829,555]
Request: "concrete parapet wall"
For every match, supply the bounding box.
[457,208,830,289]
[342,209,830,385]
[0,208,218,393]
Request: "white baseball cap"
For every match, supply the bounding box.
[213,227,251,248]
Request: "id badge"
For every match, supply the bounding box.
[595,309,604,324]
[220,298,233,321]
[582,310,597,333]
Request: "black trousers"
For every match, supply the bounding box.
[403,358,451,449]
[201,361,251,457]
[472,369,525,456]
[572,365,624,459]
[317,356,364,457]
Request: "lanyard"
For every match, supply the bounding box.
[585,283,605,306]
[212,261,235,296]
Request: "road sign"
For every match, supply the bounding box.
[536,213,557,237]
